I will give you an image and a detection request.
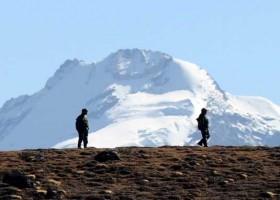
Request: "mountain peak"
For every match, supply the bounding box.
[44,59,85,90]
[101,49,172,80]
[104,48,172,65]
[0,49,280,150]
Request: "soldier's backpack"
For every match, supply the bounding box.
[196,117,203,130]
[75,115,83,131]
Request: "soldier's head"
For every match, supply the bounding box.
[82,108,88,115]
[201,108,207,114]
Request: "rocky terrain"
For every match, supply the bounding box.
[0,146,279,200]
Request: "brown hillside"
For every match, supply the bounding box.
[0,146,279,200]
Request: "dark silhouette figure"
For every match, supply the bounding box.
[76,108,89,148]
[196,108,210,147]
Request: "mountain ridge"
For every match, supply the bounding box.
[0,49,279,150]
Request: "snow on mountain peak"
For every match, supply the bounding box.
[101,49,172,80]
[45,58,87,90]
[106,49,172,63]
[0,49,280,150]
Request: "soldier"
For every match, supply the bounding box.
[75,108,89,148]
[196,108,210,147]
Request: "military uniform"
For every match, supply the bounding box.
[196,108,210,147]
[76,109,89,148]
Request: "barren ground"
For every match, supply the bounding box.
[0,146,279,200]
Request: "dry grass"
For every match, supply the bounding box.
[0,146,280,199]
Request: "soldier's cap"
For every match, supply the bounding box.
[201,108,208,112]
[82,108,88,113]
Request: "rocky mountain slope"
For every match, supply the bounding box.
[0,49,280,150]
[0,146,279,199]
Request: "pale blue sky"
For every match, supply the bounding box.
[0,0,279,107]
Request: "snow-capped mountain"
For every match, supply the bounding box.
[0,49,280,150]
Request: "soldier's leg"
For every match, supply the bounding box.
[84,132,88,148]
[201,130,208,147]
[197,131,203,146]
[78,131,83,148]
[206,130,210,140]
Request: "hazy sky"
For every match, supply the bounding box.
[0,0,279,107]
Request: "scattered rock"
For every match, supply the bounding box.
[35,181,41,187]
[46,188,59,199]
[100,190,113,194]
[239,173,248,179]
[47,179,61,186]
[141,154,150,159]
[261,191,276,198]
[36,189,47,196]
[172,172,183,177]
[95,163,108,170]
[94,150,120,162]
[228,178,235,183]
[58,189,67,195]
[19,151,45,162]
[0,195,22,199]
[143,179,150,183]
[203,177,209,183]
[36,169,44,173]
[2,170,34,189]
[25,174,36,181]
[76,170,85,175]
[212,170,220,176]
[0,187,22,198]
[221,180,229,186]
[201,155,207,158]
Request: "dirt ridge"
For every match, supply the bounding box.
[0,146,279,199]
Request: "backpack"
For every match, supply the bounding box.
[196,117,203,130]
[75,115,83,131]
